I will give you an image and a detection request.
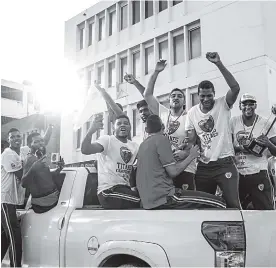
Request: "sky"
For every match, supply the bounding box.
[0,0,99,114]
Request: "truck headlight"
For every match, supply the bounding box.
[202,221,246,267]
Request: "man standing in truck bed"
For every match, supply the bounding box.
[185,52,241,209]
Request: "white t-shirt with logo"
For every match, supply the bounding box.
[185,96,234,164]
[159,104,196,174]
[96,135,139,194]
[1,148,25,205]
[230,115,276,175]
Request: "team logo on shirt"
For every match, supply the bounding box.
[167,121,180,135]
[120,146,132,164]
[258,184,264,191]
[236,131,251,146]
[198,116,215,133]
[225,172,232,179]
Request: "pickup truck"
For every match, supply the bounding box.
[2,167,276,267]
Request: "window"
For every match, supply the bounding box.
[120,57,128,83]
[159,1,168,12]
[76,128,82,149]
[120,3,128,30]
[173,0,183,6]
[189,26,201,59]
[132,51,140,78]
[1,86,23,102]
[109,10,116,36]
[132,1,140,25]
[145,1,153,18]
[191,92,199,106]
[88,21,94,46]
[98,16,105,41]
[78,24,85,50]
[108,61,116,87]
[159,40,168,60]
[145,45,154,75]
[173,34,184,65]
[97,65,104,85]
[132,109,142,137]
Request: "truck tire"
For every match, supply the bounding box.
[118,264,144,268]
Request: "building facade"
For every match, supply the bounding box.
[62,0,276,164]
[1,79,40,125]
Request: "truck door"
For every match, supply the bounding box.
[20,170,77,267]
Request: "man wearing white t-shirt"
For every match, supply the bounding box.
[231,94,276,209]
[185,52,241,208]
[81,114,140,209]
[141,60,196,190]
[1,128,24,267]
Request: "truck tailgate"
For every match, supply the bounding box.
[242,211,276,267]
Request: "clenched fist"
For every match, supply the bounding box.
[206,52,221,64]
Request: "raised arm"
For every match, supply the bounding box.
[144,60,167,115]
[81,116,105,155]
[206,52,240,108]
[43,124,53,146]
[94,81,124,117]
[124,74,146,96]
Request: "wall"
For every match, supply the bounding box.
[62,0,276,164]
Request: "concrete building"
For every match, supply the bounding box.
[62,0,276,164]
[1,79,40,125]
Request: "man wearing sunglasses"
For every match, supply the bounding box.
[230,94,276,209]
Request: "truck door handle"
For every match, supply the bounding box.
[58,217,65,230]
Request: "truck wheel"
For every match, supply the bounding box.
[118,264,144,268]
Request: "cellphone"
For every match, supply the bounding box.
[35,149,43,159]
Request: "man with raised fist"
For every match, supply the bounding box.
[185,52,241,208]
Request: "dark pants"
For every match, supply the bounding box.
[98,185,141,209]
[239,170,275,210]
[173,171,195,190]
[31,201,58,214]
[1,203,22,267]
[195,156,241,209]
[157,189,226,209]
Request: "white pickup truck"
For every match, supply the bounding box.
[3,167,276,267]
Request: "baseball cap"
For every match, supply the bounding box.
[240,93,257,103]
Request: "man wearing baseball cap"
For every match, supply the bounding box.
[230,93,276,209]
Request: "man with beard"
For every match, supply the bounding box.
[185,52,241,209]
[142,60,196,191]
[21,132,60,213]
[94,80,152,143]
[1,128,24,267]
[81,114,140,209]
[136,115,226,210]
[230,94,276,209]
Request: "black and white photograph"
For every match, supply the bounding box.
[1,0,276,267]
